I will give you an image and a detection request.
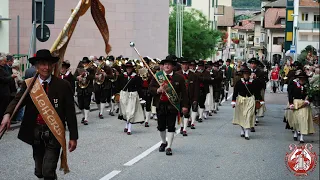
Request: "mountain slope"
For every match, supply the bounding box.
[232,0,261,8]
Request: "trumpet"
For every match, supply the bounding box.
[110,68,119,82]
[77,61,96,88]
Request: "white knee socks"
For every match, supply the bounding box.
[145,111,151,123]
[160,131,166,144]
[110,102,115,112]
[84,109,89,120]
[199,108,204,119]
[240,126,245,135]
[245,128,249,138]
[167,132,174,148]
[191,111,197,125]
[183,118,188,131]
[100,103,105,115]
[294,130,298,138]
[82,109,85,118]
[300,134,304,141]
[126,122,132,132]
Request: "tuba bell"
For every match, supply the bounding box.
[77,61,96,89]
[95,61,106,85]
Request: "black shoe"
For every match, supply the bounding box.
[145,122,149,127]
[209,113,212,116]
[225,98,228,101]
[109,111,115,116]
[213,110,217,114]
[219,103,222,106]
[81,118,85,124]
[187,121,191,127]
[183,131,188,136]
[293,137,298,141]
[83,120,88,125]
[250,127,255,132]
[191,124,195,129]
[180,127,183,134]
[118,115,123,120]
[245,137,250,140]
[99,114,104,119]
[116,108,119,113]
[166,148,172,156]
[300,140,305,143]
[159,142,167,152]
[198,118,203,123]
[241,134,245,137]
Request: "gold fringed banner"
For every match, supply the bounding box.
[91,0,111,55]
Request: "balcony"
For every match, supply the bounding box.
[298,22,320,31]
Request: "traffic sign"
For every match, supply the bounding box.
[290,45,296,53]
[36,24,50,42]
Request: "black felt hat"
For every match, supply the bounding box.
[125,61,134,67]
[160,55,178,65]
[241,65,252,74]
[28,49,59,65]
[248,58,259,64]
[81,57,91,63]
[226,59,231,63]
[213,62,220,67]
[62,60,71,69]
[107,55,115,61]
[295,70,310,78]
[179,57,190,64]
[197,61,205,66]
[97,56,105,61]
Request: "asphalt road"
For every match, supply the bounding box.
[0,90,319,180]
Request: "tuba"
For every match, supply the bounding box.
[95,61,106,85]
[77,61,96,88]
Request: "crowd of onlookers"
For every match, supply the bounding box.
[0,52,24,124]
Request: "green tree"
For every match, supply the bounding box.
[169,6,221,59]
[297,45,317,65]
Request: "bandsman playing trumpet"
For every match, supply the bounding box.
[94,56,114,119]
[59,60,76,95]
[74,57,95,125]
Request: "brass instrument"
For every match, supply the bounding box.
[95,61,106,85]
[138,67,149,81]
[77,61,97,88]
[110,68,119,82]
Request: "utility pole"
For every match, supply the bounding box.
[175,0,183,58]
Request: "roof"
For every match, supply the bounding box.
[263,0,286,8]
[249,13,262,22]
[300,0,320,7]
[233,20,255,31]
[264,8,286,29]
[217,6,235,27]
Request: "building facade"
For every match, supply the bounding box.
[1,0,169,71]
[296,0,320,55]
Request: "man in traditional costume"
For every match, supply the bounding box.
[196,61,211,122]
[118,61,144,135]
[189,60,197,73]
[177,57,199,136]
[107,55,121,116]
[59,60,75,95]
[211,62,223,114]
[1,49,78,180]
[231,65,264,140]
[287,71,315,143]
[140,57,153,127]
[149,55,189,155]
[74,57,95,125]
[205,61,215,117]
[94,56,114,119]
[248,58,267,130]
[221,59,233,101]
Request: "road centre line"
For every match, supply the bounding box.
[99,170,121,180]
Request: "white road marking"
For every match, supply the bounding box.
[101,92,234,179]
[123,141,162,166]
[99,170,121,180]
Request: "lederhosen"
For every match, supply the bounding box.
[74,68,95,110]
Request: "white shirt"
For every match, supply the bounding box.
[38,75,52,84]
[182,70,189,75]
[164,71,173,76]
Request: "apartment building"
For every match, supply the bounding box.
[295,0,320,55]
[233,20,255,60]
[263,0,286,64]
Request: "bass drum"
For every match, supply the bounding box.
[112,93,120,103]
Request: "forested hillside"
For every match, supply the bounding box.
[233,0,261,8]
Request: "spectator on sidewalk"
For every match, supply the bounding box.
[12,60,25,122]
[0,54,17,123]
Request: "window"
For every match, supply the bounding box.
[273,37,284,45]
[239,34,244,40]
[302,13,309,21]
[249,50,253,54]
[173,0,191,6]
[280,18,285,25]
[255,37,260,44]
[300,35,308,41]
[261,33,265,42]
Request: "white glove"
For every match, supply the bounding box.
[260,101,265,105]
